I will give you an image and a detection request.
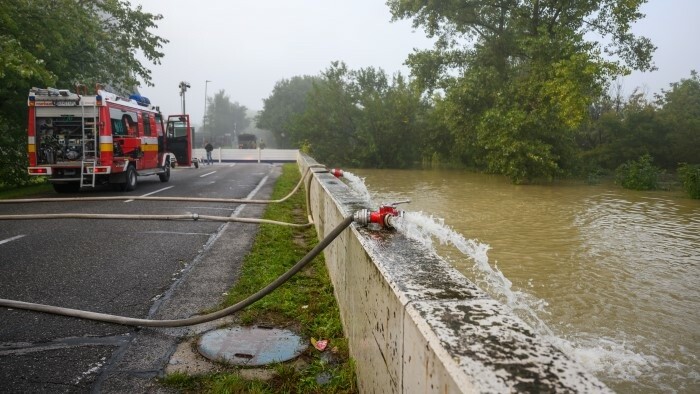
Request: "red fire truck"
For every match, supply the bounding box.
[26,87,179,193]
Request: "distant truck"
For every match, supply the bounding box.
[238,133,257,149]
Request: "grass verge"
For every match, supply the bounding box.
[160,164,357,393]
[0,181,52,199]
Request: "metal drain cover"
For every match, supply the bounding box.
[198,326,307,366]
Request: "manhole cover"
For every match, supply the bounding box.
[198,326,307,366]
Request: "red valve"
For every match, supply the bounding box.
[353,200,409,229]
[330,168,344,178]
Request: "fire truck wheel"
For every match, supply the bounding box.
[53,183,80,193]
[123,165,137,192]
[158,163,171,182]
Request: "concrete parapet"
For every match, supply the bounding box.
[192,148,298,163]
[298,154,610,393]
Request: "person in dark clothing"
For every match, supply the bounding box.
[204,141,214,165]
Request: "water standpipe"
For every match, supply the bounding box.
[353,200,410,229]
[330,168,344,178]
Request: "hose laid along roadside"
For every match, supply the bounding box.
[0,164,326,206]
[0,165,331,226]
[0,215,354,328]
[0,212,313,228]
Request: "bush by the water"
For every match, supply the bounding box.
[615,154,660,190]
[678,163,700,199]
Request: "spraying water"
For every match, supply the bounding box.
[344,170,552,332]
[341,171,373,206]
[394,211,554,335]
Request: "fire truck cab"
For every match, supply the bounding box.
[26,87,176,193]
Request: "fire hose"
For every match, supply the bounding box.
[0,216,354,328]
[0,212,312,227]
[0,165,328,226]
[0,166,405,328]
[0,164,325,207]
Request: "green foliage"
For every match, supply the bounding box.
[388,0,655,77]
[0,116,31,187]
[291,62,361,166]
[578,71,700,174]
[210,373,260,393]
[615,154,660,190]
[299,140,312,155]
[677,163,700,199]
[592,91,664,169]
[386,0,655,182]
[657,71,700,166]
[0,0,166,92]
[256,76,319,148]
[350,68,426,168]
[160,372,204,392]
[434,35,602,182]
[282,62,427,168]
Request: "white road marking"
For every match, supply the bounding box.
[200,171,217,178]
[124,186,174,203]
[232,174,270,216]
[140,231,212,236]
[0,235,26,245]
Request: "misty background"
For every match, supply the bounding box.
[133,0,700,133]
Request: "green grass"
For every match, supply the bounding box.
[0,181,52,199]
[160,164,357,393]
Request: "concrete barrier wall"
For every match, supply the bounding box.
[192,148,298,163]
[298,154,610,393]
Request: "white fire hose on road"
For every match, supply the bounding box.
[0,164,358,328]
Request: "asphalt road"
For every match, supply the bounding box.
[0,163,283,393]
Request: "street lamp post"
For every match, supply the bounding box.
[203,80,211,137]
[179,81,190,114]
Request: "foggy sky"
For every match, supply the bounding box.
[132,0,700,127]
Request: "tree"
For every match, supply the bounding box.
[387,0,656,182]
[205,90,250,145]
[0,0,167,187]
[286,62,428,168]
[657,71,700,166]
[292,62,360,165]
[256,76,319,148]
[352,68,426,168]
[578,88,672,172]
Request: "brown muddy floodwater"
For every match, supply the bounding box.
[350,168,699,393]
